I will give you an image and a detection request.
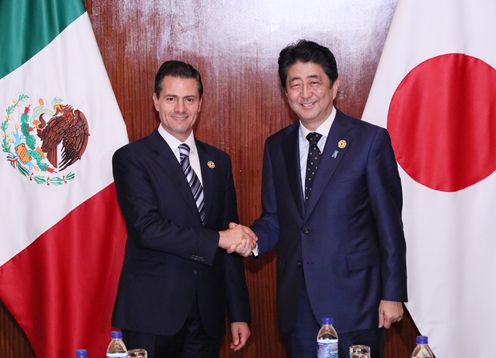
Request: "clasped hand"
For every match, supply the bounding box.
[218,222,257,257]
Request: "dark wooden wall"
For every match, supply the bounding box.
[0,0,419,356]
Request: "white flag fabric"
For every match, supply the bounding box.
[0,1,128,356]
[362,0,496,356]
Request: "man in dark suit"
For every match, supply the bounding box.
[248,40,407,357]
[111,60,256,357]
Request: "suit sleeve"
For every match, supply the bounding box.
[367,128,408,302]
[221,158,251,323]
[112,147,219,266]
[251,140,280,256]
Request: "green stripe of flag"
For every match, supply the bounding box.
[0,0,85,79]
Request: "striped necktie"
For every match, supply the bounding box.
[178,143,206,224]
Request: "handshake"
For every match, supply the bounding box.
[218,222,257,257]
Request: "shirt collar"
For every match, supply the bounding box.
[299,106,336,141]
[157,125,197,156]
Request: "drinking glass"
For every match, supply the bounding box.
[349,344,371,358]
[128,348,148,358]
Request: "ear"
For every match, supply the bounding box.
[284,86,289,99]
[197,97,203,113]
[152,93,160,111]
[331,79,340,100]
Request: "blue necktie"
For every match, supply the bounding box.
[179,144,206,223]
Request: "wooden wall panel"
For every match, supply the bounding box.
[0,0,420,357]
[0,301,34,357]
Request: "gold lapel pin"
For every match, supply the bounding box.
[338,139,347,149]
[207,160,215,169]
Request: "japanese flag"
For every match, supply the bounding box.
[362,0,496,356]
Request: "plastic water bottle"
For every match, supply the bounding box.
[75,349,88,358]
[411,335,434,358]
[106,330,128,357]
[317,316,338,358]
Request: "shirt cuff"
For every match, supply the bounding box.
[252,243,259,257]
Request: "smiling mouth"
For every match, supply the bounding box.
[300,102,316,108]
[172,115,188,120]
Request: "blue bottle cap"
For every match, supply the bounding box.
[76,349,88,358]
[111,330,123,339]
[321,317,334,325]
[416,335,428,344]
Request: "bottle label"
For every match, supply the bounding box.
[106,354,127,357]
[317,338,338,358]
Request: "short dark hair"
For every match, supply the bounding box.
[278,39,338,90]
[154,60,203,97]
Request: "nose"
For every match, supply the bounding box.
[301,83,311,99]
[175,100,185,113]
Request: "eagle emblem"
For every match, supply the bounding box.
[1,94,90,185]
[37,103,90,171]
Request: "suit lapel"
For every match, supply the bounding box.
[305,112,354,218]
[282,124,305,217]
[149,131,200,220]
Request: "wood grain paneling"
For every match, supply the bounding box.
[0,0,421,357]
[0,301,34,357]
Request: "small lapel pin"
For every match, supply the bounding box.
[332,150,339,159]
[207,160,215,169]
[338,139,347,149]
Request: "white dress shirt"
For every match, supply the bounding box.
[158,125,203,184]
[298,106,336,194]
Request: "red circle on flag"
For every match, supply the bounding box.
[387,53,496,192]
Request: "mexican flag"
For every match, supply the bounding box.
[0,1,128,356]
[362,0,496,356]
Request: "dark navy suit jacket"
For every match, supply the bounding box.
[252,110,407,334]
[111,130,250,337]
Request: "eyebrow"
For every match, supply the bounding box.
[164,94,198,98]
[288,74,321,83]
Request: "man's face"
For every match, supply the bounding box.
[153,76,202,142]
[285,61,338,130]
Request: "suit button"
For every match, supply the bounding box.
[297,261,302,268]
[302,227,310,234]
